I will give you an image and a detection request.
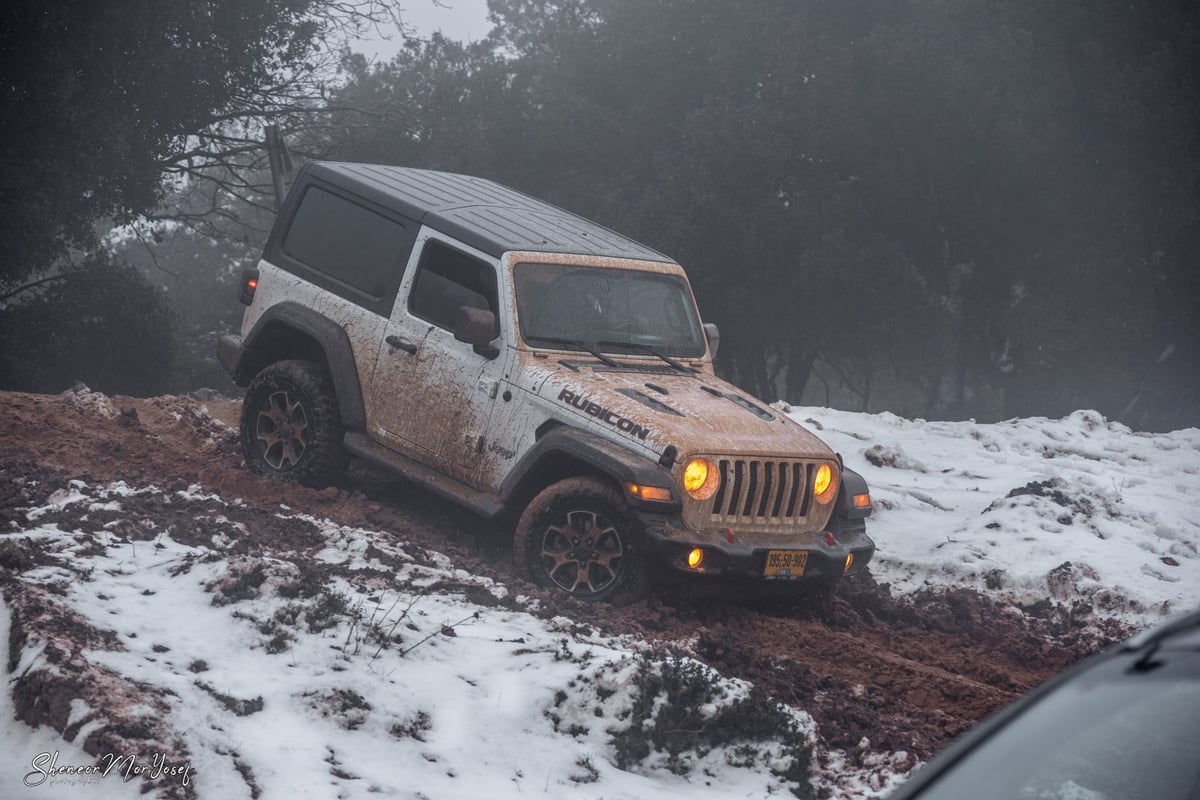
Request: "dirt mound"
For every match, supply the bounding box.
[1,388,1131,777]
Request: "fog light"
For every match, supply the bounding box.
[844,552,855,573]
[687,548,704,569]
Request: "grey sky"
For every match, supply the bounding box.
[353,0,493,63]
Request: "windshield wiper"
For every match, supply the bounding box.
[525,336,619,368]
[1124,608,1200,672]
[597,340,694,373]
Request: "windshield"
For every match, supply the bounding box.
[514,262,707,358]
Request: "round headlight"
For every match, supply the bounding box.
[813,463,837,504]
[683,457,720,500]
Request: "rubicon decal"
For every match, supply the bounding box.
[558,389,650,440]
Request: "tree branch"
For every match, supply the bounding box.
[1,274,66,303]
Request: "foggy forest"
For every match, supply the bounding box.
[2,0,1198,432]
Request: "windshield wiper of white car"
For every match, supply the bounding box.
[526,335,619,368]
[596,340,694,373]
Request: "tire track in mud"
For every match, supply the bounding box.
[1,390,1132,762]
[691,609,1022,756]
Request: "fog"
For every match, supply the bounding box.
[2,0,1197,431]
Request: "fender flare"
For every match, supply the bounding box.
[500,425,681,512]
[238,302,368,433]
[835,465,872,520]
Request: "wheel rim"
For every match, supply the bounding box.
[255,390,309,470]
[538,508,625,596]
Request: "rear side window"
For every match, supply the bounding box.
[280,185,413,315]
[409,240,500,337]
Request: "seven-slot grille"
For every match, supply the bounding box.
[694,458,816,527]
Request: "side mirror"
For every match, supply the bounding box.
[703,322,720,359]
[454,306,500,359]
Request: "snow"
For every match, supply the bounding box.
[0,603,145,798]
[783,406,1200,624]
[3,491,828,799]
[2,407,1197,799]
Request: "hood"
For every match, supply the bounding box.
[526,356,834,461]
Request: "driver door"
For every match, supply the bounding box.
[368,234,509,487]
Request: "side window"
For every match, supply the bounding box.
[409,240,500,337]
[282,185,411,307]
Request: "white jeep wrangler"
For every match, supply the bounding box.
[217,162,874,601]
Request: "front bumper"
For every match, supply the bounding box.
[635,511,875,583]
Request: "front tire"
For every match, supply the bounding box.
[514,477,640,601]
[240,360,345,487]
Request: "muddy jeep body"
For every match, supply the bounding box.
[218,162,874,600]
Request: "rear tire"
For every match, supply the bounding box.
[240,360,345,487]
[514,477,640,602]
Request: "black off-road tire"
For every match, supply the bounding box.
[514,476,642,602]
[240,360,346,487]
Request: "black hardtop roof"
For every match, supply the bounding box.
[307,161,677,265]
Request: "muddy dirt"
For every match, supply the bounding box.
[0,388,1132,776]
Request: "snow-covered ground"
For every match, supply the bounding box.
[1,406,1197,799]
[3,482,887,799]
[791,406,1200,624]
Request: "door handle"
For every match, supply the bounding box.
[386,335,417,354]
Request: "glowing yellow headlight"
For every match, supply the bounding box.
[683,457,720,500]
[687,548,704,568]
[814,463,837,504]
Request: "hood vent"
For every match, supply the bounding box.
[727,393,775,421]
[616,388,684,417]
[701,385,776,422]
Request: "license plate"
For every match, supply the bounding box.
[764,550,808,578]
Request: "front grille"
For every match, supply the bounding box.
[687,458,815,529]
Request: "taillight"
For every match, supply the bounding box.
[239,268,260,305]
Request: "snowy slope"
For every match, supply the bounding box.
[2,405,1197,799]
[2,482,880,799]
[787,406,1200,625]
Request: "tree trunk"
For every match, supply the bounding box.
[785,343,817,405]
